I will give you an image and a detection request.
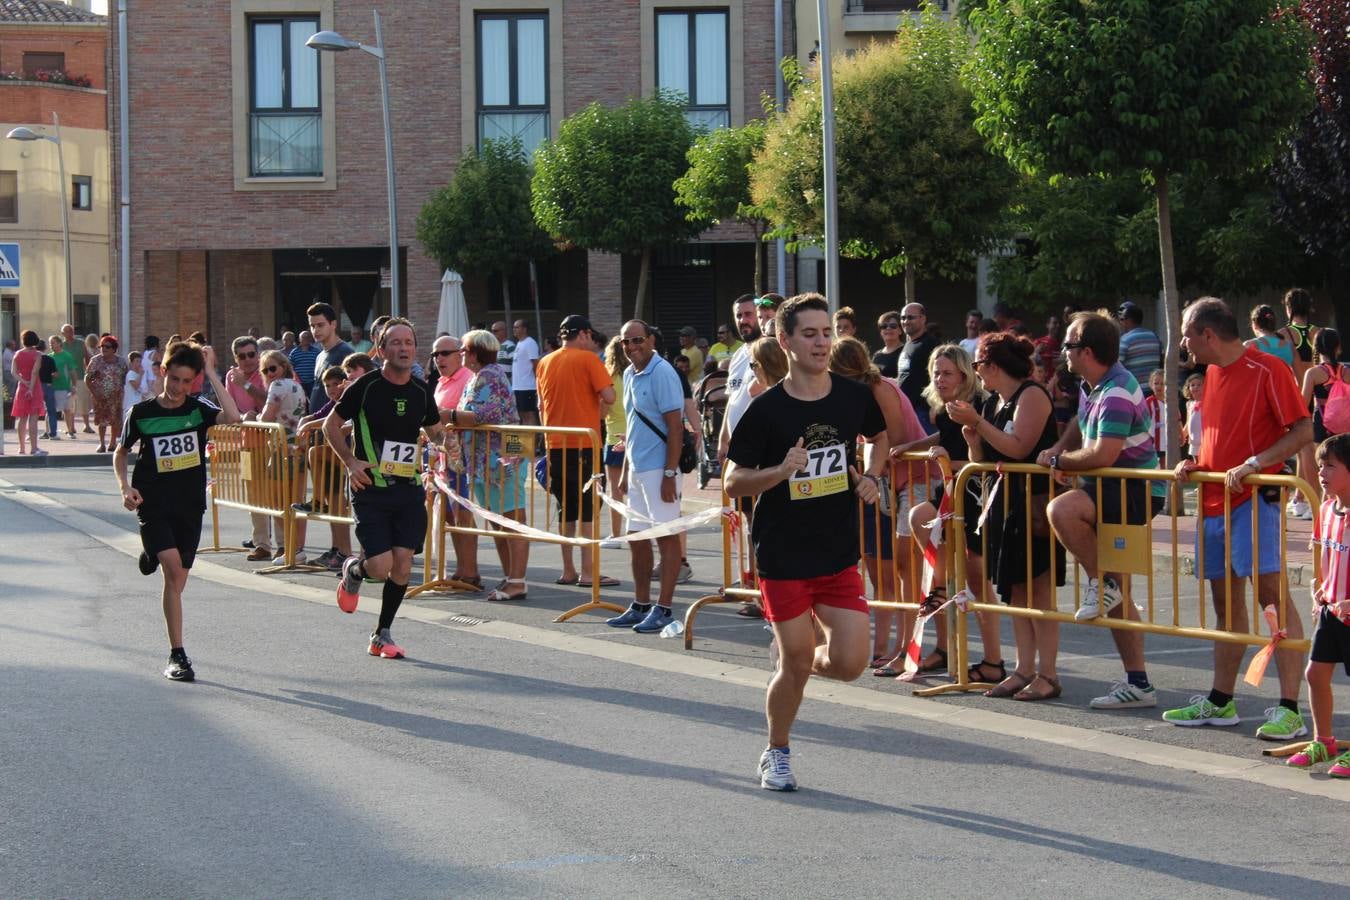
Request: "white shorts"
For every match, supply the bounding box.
[893,482,930,538]
[625,468,682,532]
[54,390,70,410]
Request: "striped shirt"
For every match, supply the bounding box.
[1315,500,1350,607]
[1119,326,1162,388]
[1078,362,1162,497]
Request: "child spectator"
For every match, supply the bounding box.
[1182,372,1204,460]
[1144,368,1177,466]
[1287,433,1350,776]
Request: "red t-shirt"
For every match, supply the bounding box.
[535,346,612,449]
[1197,345,1306,517]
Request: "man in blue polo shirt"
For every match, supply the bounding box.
[607,319,686,635]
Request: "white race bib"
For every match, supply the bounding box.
[788,443,849,501]
[152,432,200,473]
[379,440,418,478]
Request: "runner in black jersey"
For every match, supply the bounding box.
[324,318,442,659]
[114,343,242,682]
[725,294,888,791]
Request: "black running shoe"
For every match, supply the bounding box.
[139,551,159,576]
[164,653,195,682]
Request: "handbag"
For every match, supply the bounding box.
[632,407,698,475]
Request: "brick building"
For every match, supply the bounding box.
[0,0,110,344]
[112,1,791,349]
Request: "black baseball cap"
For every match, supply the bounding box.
[559,314,592,336]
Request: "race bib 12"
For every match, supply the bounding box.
[153,432,200,473]
[789,443,849,501]
[379,440,418,478]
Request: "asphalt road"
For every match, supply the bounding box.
[3,467,1349,898]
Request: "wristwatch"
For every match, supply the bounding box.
[1048,453,1061,470]
[1243,455,1261,470]
[663,468,677,478]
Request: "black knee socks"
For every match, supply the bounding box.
[378,580,408,632]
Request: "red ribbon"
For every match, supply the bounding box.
[1243,605,1287,687]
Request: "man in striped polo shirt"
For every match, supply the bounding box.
[1042,311,1163,709]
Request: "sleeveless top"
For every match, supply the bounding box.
[1314,362,1343,407]
[1253,332,1295,368]
[1289,322,1315,363]
[981,380,1058,494]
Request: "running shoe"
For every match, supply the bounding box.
[337,556,363,613]
[1074,576,1123,621]
[32,448,48,457]
[676,560,694,584]
[1089,680,1157,709]
[633,606,674,634]
[758,747,797,791]
[138,551,159,576]
[314,547,339,568]
[1286,740,1335,769]
[328,553,350,574]
[163,652,195,683]
[1255,706,1307,741]
[1161,695,1239,727]
[368,631,405,659]
[1329,751,1350,778]
[599,539,624,550]
[606,606,647,627]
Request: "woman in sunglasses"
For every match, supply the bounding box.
[259,350,311,563]
[872,311,904,379]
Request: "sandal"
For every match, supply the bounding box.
[967,659,1007,684]
[919,587,948,617]
[984,672,1033,698]
[1014,674,1062,702]
[452,574,483,590]
[870,655,890,668]
[872,665,904,678]
[915,647,947,674]
[554,575,580,585]
[577,576,620,587]
[487,578,528,602]
[739,604,766,619]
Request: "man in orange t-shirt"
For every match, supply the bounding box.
[1170,296,1311,739]
[536,314,617,585]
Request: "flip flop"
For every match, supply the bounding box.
[554,575,580,585]
[577,576,620,587]
[872,666,904,678]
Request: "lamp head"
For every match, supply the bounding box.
[6,127,42,142]
[306,30,358,51]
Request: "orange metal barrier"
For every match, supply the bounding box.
[203,422,290,563]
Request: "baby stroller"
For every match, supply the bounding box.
[694,366,729,488]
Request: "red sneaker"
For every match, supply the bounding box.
[336,556,362,613]
[368,633,405,659]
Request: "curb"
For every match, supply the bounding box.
[0,453,112,469]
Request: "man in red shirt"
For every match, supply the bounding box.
[536,315,617,586]
[1168,297,1311,740]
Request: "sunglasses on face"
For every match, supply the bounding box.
[880,322,900,330]
[236,350,257,359]
[1061,341,1086,351]
[433,349,458,358]
[620,336,647,346]
[263,365,281,374]
[974,358,990,367]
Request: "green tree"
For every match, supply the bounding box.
[967,0,1310,461]
[532,93,707,320]
[674,119,770,294]
[416,139,553,320]
[751,4,1015,303]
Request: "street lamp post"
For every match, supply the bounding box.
[7,112,73,328]
[815,0,840,312]
[307,11,401,317]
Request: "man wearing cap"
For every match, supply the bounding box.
[678,326,704,375]
[1117,301,1163,393]
[536,315,618,586]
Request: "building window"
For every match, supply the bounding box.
[656,9,729,131]
[72,175,92,211]
[249,16,322,177]
[0,171,16,223]
[22,52,65,79]
[477,13,549,156]
[73,295,99,337]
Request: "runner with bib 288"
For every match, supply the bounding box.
[725,293,889,791]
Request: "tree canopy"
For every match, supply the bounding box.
[532,92,707,318]
[751,5,1015,302]
[674,119,769,293]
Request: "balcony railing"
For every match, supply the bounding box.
[250,111,322,177]
[844,1,947,12]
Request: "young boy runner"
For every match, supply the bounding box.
[114,344,241,682]
[324,319,442,659]
[725,294,888,791]
[1288,434,1350,776]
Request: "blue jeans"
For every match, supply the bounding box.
[42,384,58,437]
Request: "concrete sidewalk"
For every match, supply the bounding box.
[0,423,113,468]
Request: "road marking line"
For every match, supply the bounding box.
[4,477,1345,805]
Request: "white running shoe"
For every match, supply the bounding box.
[1089,680,1158,709]
[758,747,797,791]
[1074,576,1124,621]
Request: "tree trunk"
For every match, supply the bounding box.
[1154,171,1183,466]
[634,246,652,322]
[752,225,765,297]
[904,261,916,305]
[501,273,512,331]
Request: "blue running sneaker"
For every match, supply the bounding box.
[633,606,673,634]
[606,605,647,627]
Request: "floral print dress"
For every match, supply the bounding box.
[458,363,526,513]
[86,355,128,426]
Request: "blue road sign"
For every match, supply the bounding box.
[0,243,19,288]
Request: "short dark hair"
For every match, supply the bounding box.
[877,310,901,328]
[231,336,258,356]
[833,306,856,325]
[1317,433,1350,470]
[145,335,160,350]
[1284,287,1313,318]
[966,309,982,320]
[306,302,337,323]
[978,318,999,335]
[979,332,1035,380]
[377,316,415,348]
[166,344,205,374]
[733,293,755,312]
[776,292,830,336]
[1250,304,1279,333]
[322,365,348,383]
[343,352,375,374]
[1069,311,1121,367]
[1185,296,1240,342]
[21,329,38,347]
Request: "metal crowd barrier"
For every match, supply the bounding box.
[921,462,1317,698]
[203,422,289,560]
[409,423,625,622]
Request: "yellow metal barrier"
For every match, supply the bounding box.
[410,423,624,622]
[924,462,1317,698]
[203,422,289,559]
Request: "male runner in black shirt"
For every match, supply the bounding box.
[115,343,241,682]
[726,293,889,790]
[324,318,441,659]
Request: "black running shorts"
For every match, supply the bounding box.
[548,447,595,523]
[352,483,427,557]
[139,509,205,569]
[1311,606,1350,676]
